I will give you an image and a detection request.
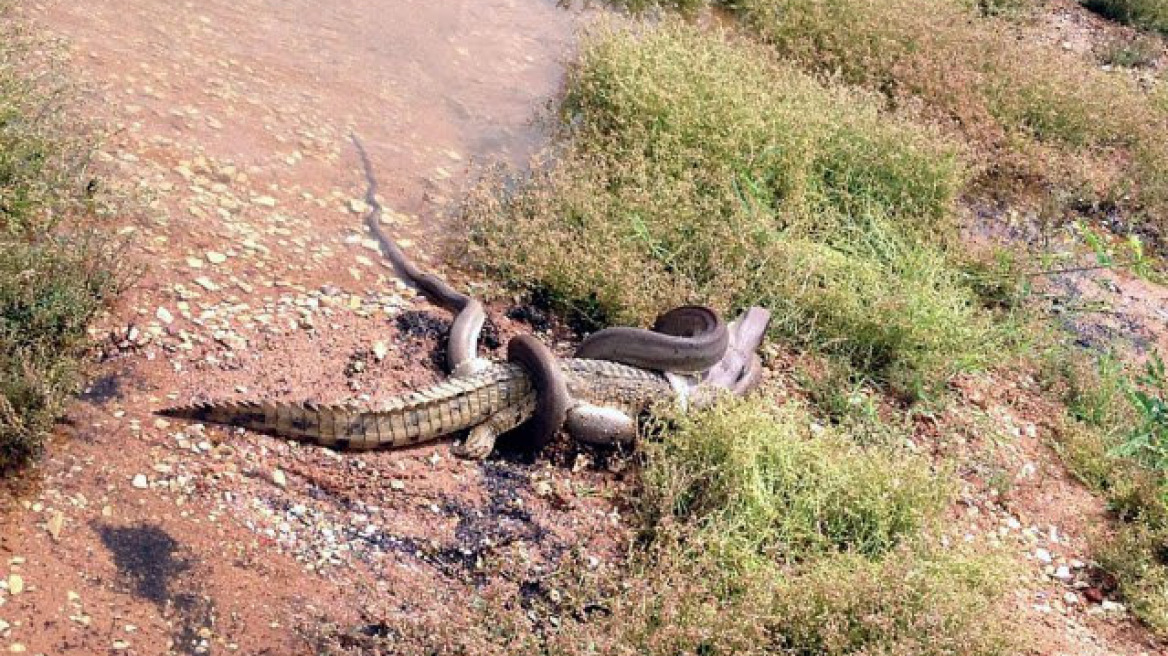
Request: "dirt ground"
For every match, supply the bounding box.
[3,0,1168,654]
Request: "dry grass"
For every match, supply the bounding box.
[466,21,1021,395]
[721,0,1168,240]
[1084,0,1168,34]
[0,14,123,471]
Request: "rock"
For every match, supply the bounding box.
[390,479,405,491]
[1101,600,1125,613]
[1054,565,1072,581]
[272,469,288,488]
[252,195,277,208]
[156,307,174,324]
[7,574,24,595]
[194,277,219,291]
[348,198,369,214]
[372,341,388,362]
[47,511,65,541]
[1084,587,1104,604]
[131,474,149,489]
[206,251,228,265]
[1035,548,1052,564]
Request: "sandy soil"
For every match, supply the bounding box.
[2,0,1166,654]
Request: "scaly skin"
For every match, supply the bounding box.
[159,358,674,449]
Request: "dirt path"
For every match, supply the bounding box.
[4,0,1167,654]
[1,1,628,654]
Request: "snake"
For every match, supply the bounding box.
[351,135,731,448]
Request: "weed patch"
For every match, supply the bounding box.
[0,15,122,471]
[1098,33,1163,67]
[466,21,1018,393]
[1084,0,1168,34]
[708,0,1168,241]
[1044,348,1168,636]
[640,399,948,563]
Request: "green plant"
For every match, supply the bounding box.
[1083,0,1168,34]
[640,399,949,564]
[466,21,1020,393]
[1099,34,1163,67]
[0,11,123,471]
[1113,354,1168,470]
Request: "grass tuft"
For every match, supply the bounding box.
[466,21,1019,393]
[0,14,123,471]
[640,399,948,563]
[1084,0,1168,34]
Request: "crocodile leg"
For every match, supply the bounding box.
[451,394,534,459]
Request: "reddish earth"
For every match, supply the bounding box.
[3,0,1167,654]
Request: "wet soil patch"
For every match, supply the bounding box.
[394,310,502,371]
[79,373,124,404]
[394,311,450,340]
[97,523,188,603]
[1045,271,1158,354]
[338,460,553,582]
[505,303,554,333]
[96,523,216,655]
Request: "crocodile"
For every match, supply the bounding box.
[160,357,678,455]
[158,136,770,457]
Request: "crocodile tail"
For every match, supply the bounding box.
[157,400,383,449]
[157,363,535,450]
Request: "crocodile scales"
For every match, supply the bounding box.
[158,136,770,456]
[160,358,675,450]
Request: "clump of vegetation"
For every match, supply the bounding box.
[1043,349,1168,636]
[1098,33,1163,67]
[0,17,122,471]
[1084,0,1168,34]
[640,399,948,563]
[717,0,1168,239]
[467,21,1018,393]
[320,400,1013,656]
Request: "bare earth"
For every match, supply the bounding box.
[2,0,1166,654]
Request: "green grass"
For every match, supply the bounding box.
[0,15,122,471]
[718,0,1168,239]
[1084,0,1168,34]
[466,21,1020,394]
[640,399,948,563]
[318,400,1014,656]
[1043,349,1168,636]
